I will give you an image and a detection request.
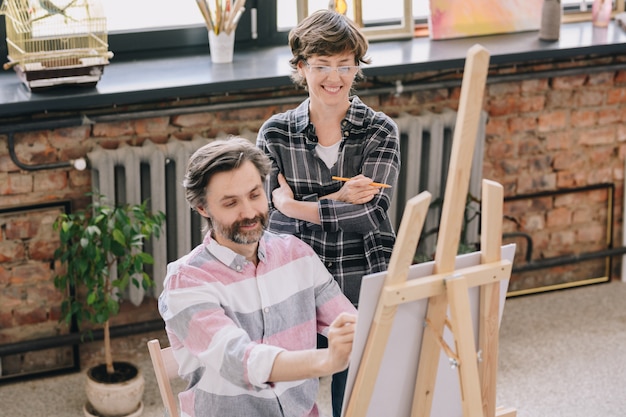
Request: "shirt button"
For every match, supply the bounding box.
[326,262,333,268]
[236,265,242,271]
[264,307,270,313]
[343,131,349,137]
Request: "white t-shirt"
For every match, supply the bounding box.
[316,141,340,168]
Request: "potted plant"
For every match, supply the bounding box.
[53,195,165,417]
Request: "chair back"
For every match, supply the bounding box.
[147,339,180,417]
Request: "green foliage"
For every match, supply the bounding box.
[53,196,166,331]
[414,193,481,263]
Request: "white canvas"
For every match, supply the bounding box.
[343,244,516,417]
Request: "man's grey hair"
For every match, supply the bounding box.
[183,136,271,211]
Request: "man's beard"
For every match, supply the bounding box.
[213,213,268,244]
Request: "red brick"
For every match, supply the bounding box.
[11,262,51,284]
[0,240,26,262]
[487,95,521,117]
[576,223,605,243]
[13,305,48,326]
[5,216,39,240]
[518,95,545,113]
[553,152,584,171]
[69,169,92,188]
[509,116,537,134]
[0,154,19,173]
[556,170,586,188]
[486,138,515,159]
[49,126,90,149]
[538,110,568,132]
[14,131,57,165]
[488,82,521,96]
[0,265,9,285]
[546,90,575,108]
[548,230,576,248]
[517,173,556,194]
[615,70,626,83]
[570,109,597,128]
[587,167,613,184]
[575,89,604,107]
[520,78,549,93]
[518,137,543,155]
[552,74,587,90]
[92,120,135,137]
[485,118,509,137]
[29,239,59,261]
[133,117,170,135]
[546,131,574,151]
[586,72,614,86]
[546,206,571,227]
[520,213,545,232]
[579,127,616,146]
[572,207,593,224]
[171,112,214,127]
[597,108,623,124]
[607,87,626,104]
[33,171,68,193]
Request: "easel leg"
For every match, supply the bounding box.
[411,292,448,417]
[479,180,504,417]
[447,276,484,417]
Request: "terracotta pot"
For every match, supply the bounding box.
[85,362,145,417]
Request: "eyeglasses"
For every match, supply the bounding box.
[304,61,360,76]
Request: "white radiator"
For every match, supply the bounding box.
[85,111,487,304]
[391,109,487,259]
[88,136,211,305]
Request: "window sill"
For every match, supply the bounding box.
[1,20,625,122]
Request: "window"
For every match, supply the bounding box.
[1,0,623,60]
[102,0,287,56]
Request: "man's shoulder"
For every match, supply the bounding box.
[263,231,315,255]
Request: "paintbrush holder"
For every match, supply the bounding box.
[208,31,235,64]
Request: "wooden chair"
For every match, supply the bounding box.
[147,339,180,417]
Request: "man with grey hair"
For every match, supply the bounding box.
[158,137,357,417]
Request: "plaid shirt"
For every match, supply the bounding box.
[257,96,400,305]
[159,231,356,417]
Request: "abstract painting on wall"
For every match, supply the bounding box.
[429,0,543,40]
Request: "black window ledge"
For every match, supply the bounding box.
[1,21,625,120]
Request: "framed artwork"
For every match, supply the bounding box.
[503,184,613,296]
[297,0,414,41]
[0,200,80,383]
[429,0,543,40]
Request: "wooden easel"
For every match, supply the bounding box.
[343,44,517,417]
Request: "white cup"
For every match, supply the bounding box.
[208,31,235,64]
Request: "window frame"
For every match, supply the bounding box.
[0,0,289,60]
[1,1,624,61]
[297,0,414,41]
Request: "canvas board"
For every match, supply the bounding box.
[343,244,516,417]
[429,0,542,40]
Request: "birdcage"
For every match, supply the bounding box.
[0,0,113,90]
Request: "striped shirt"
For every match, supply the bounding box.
[257,96,401,305]
[158,231,356,417]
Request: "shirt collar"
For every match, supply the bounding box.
[204,231,267,272]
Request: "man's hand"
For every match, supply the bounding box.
[326,312,357,373]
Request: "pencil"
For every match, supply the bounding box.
[331,176,392,189]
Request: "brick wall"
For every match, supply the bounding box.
[1,53,625,374]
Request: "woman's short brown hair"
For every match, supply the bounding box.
[288,9,371,88]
